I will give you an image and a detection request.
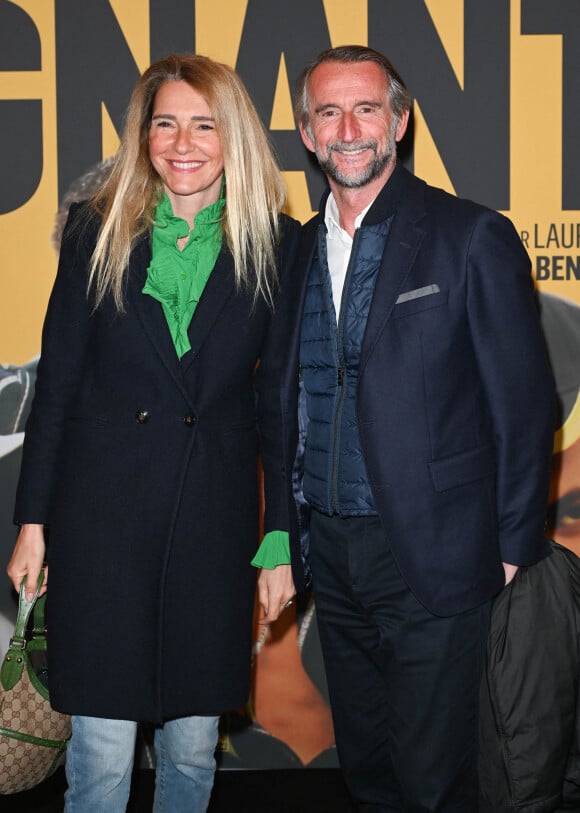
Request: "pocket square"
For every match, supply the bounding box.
[395,284,440,304]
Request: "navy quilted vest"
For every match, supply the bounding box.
[300,216,393,515]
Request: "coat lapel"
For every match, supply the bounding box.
[180,248,235,373]
[127,234,191,399]
[128,238,236,382]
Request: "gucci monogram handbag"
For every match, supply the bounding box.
[0,574,71,794]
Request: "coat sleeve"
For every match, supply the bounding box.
[14,203,95,525]
[466,209,555,566]
[254,215,305,588]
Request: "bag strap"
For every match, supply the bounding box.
[0,572,44,692]
[12,572,45,644]
[32,593,47,637]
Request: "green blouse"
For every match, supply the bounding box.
[143,193,225,359]
[251,530,290,569]
[143,194,290,570]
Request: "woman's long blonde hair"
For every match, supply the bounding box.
[89,54,286,310]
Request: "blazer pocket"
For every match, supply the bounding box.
[396,284,440,303]
[392,289,448,318]
[428,444,495,492]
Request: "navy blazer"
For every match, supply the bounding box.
[284,166,555,616]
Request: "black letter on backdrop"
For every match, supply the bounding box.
[57,0,195,201]
[522,0,580,211]
[56,0,140,200]
[150,0,195,61]
[369,0,510,210]
[236,0,332,210]
[0,1,42,213]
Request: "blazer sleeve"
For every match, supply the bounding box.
[254,215,306,588]
[466,209,555,565]
[14,203,95,525]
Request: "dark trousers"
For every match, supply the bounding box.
[310,511,491,812]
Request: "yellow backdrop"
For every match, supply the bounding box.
[1,0,578,364]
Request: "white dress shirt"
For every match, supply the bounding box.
[324,193,374,322]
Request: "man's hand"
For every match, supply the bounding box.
[502,562,519,586]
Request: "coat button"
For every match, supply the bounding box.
[135,409,150,424]
[183,411,197,426]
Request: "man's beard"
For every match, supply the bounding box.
[314,130,397,189]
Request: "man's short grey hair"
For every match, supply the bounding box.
[294,45,411,133]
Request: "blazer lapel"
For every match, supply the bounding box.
[360,178,427,372]
[286,219,320,370]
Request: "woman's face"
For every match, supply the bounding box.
[149,80,224,220]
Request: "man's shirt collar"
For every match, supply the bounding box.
[321,160,404,233]
[324,193,373,240]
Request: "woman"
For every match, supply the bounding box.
[7,54,302,812]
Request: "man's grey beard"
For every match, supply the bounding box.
[315,138,395,188]
[311,117,399,189]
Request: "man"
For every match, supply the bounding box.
[285,46,555,810]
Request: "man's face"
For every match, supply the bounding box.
[299,61,408,190]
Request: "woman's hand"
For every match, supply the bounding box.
[7,524,47,600]
[257,564,295,623]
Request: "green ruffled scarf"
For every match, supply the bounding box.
[143,192,226,358]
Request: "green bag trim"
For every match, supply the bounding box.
[0,725,69,750]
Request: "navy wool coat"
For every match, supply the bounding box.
[14,204,302,722]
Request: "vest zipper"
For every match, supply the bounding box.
[329,229,360,513]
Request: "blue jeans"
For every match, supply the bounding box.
[64,714,220,812]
